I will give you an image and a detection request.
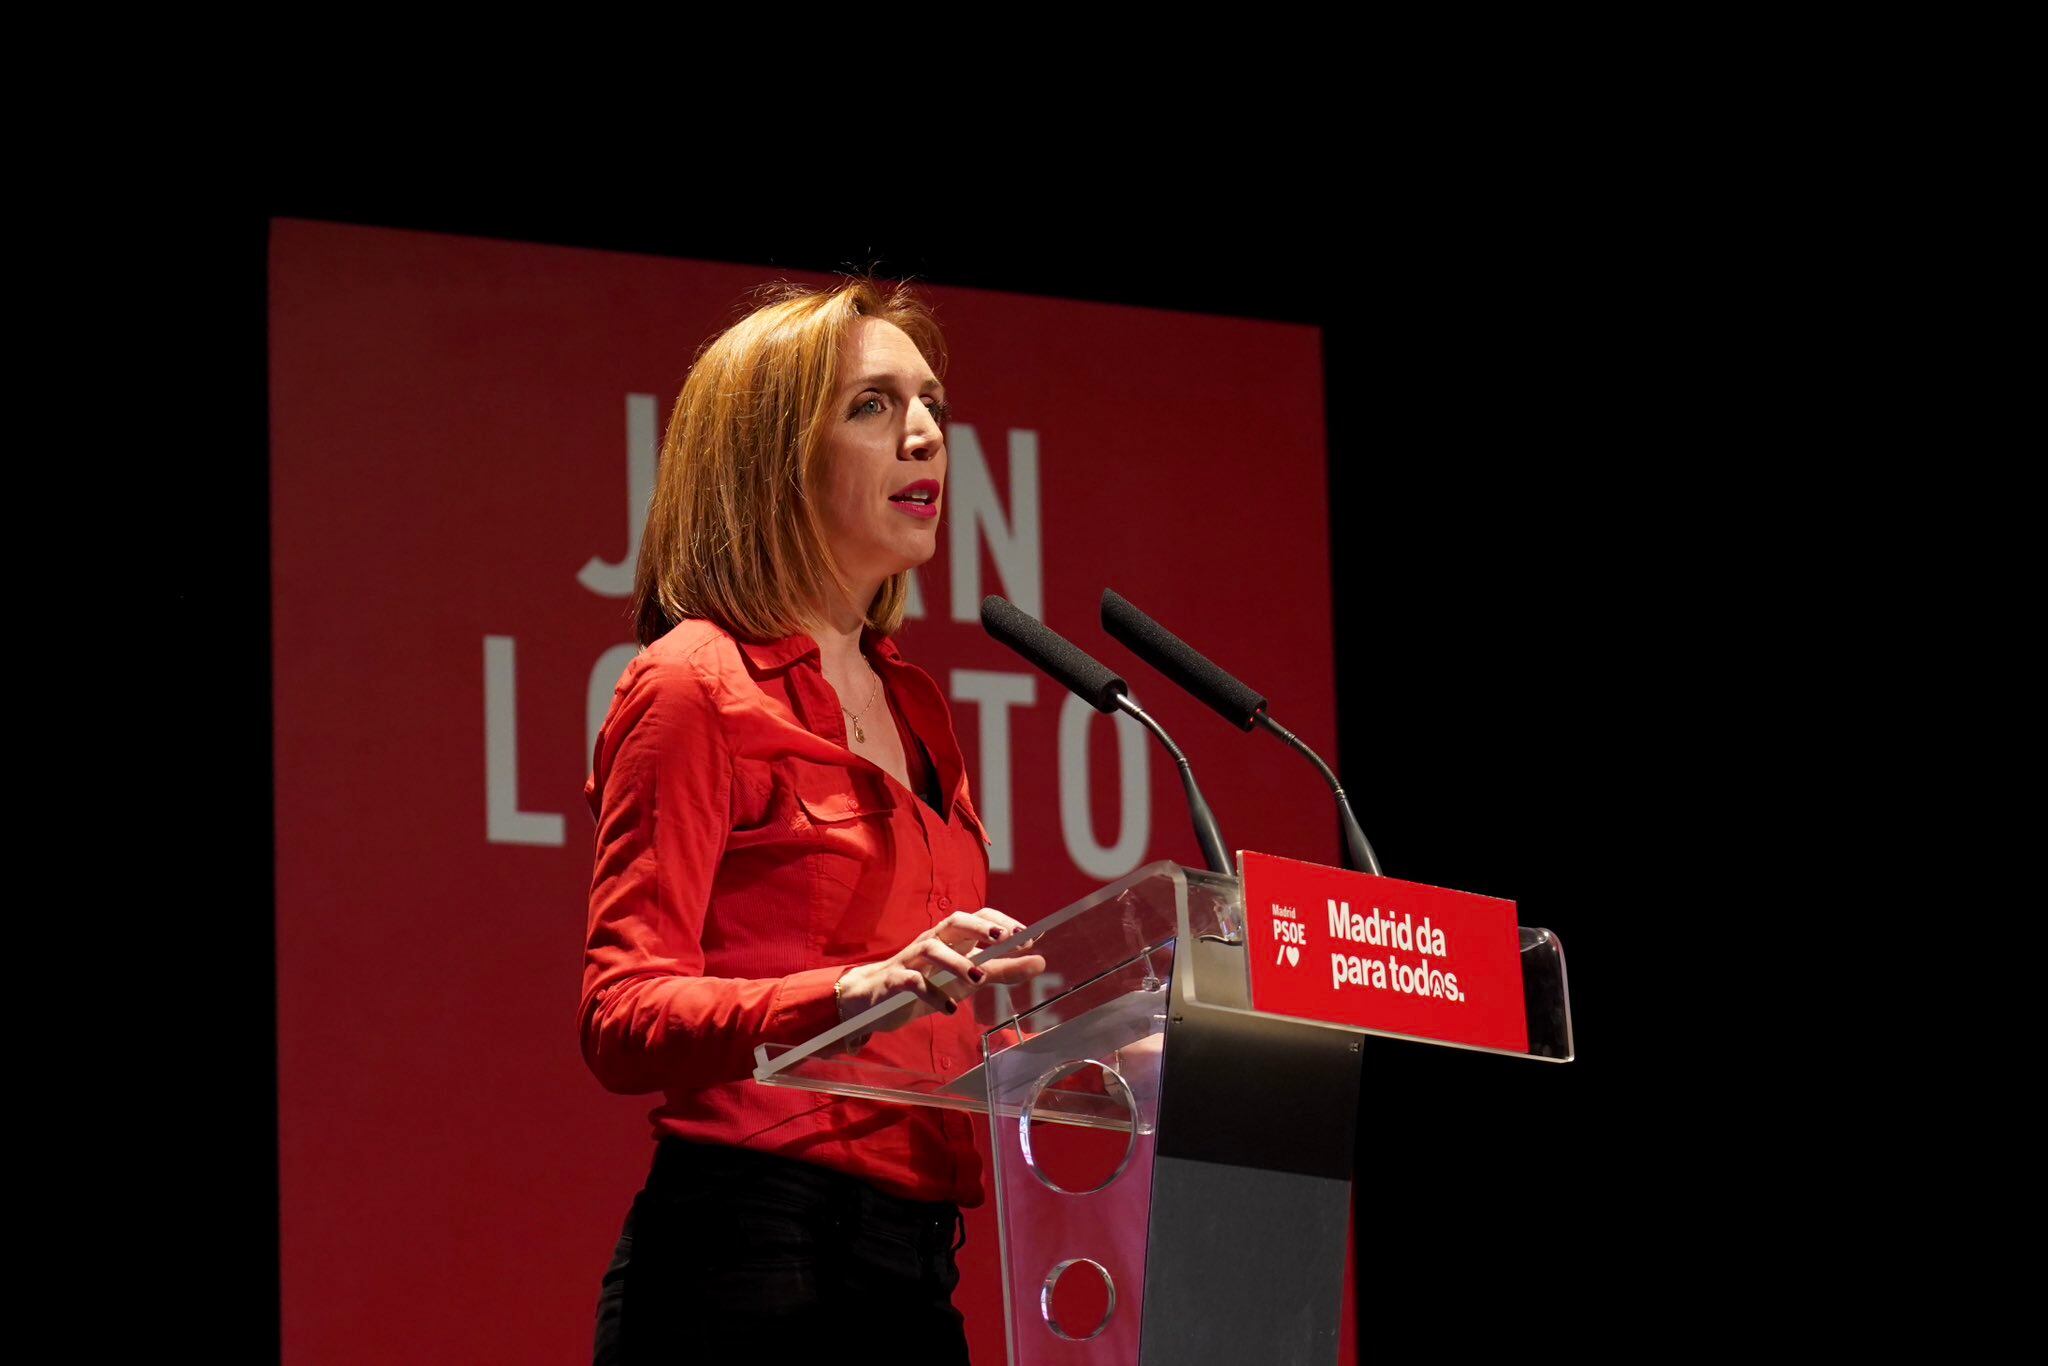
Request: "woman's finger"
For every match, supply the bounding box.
[978,907,1031,936]
[975,907,1041,949]
[977,952,1048,985]
[918,938,985,990]
[932,910,1005,949]
[892,964,958,1016]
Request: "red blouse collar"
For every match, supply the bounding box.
[736,623,906,673]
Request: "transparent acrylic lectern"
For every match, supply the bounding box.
[754,860,1573,1366]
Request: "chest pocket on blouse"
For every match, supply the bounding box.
[789,760,897,825]
[787,760,900,904]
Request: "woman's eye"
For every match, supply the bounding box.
[854,394,948,423]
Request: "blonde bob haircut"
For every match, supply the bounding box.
[631,275,948,648]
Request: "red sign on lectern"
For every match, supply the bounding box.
[1238,850,1529,1054]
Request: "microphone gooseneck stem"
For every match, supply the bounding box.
[1115,695,1233,875]
[1255,712,1382,877]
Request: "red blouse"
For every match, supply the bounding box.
[579,618,995,1206]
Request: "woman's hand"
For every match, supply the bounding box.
[835,908,1048,1028]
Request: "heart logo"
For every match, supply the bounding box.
[1284,945,1300,967]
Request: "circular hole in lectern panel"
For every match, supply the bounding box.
[1020,1059,1137,1195]
[1040,1257,1116,1341]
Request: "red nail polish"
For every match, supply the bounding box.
[969,968,986,983]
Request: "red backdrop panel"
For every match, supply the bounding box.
[270,218,1350,1362]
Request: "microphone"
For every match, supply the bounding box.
[1099,588,1382,876]
[979,595,1232,874]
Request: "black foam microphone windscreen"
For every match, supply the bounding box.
[1100,588,1266,729]
[980,596,1127,713]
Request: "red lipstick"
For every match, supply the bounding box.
[888,478,941,520]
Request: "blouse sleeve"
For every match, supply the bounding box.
[578,654,845,1094]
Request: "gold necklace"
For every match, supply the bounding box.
[841,661,882,744]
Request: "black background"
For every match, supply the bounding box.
[149,195,1725,1360]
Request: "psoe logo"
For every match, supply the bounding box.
[1271,903,1306,967]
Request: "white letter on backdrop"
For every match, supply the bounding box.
[950,669,1037,873]
[485,635,566,846]
[577,393,657,598]
[947,426,1042,621]
[1058,692,1150,880]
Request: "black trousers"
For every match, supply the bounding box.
[593,1137,971,1364]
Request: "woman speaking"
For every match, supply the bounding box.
[582,276,1045,1362]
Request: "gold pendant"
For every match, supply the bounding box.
[852,719,866,744]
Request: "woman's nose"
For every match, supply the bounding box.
[904,421,943,460]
